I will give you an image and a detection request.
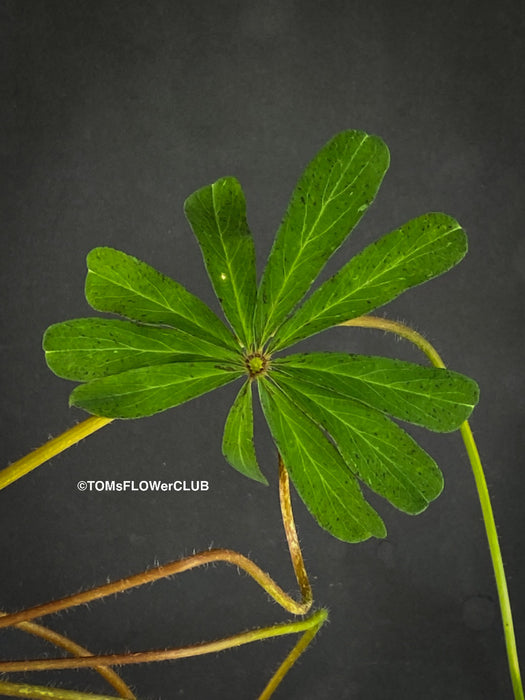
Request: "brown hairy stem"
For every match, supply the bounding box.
[1,450,315,697]
[0,545,310,634]
[0,612,135,699]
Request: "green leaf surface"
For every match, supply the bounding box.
[184,177,257,348]
[222,382,267,484]
[274,374,443,514]
[43,318,241,381]
[70,363,244,419]
[274,353,479,432]
[271,213,467,351]
[258,377,386,543]
[85,247,238,352]
[254,130,390,344]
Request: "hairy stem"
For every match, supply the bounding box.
[1,414,314,697]
[0,547,310,634]
[0,610,327,673]
[0,462,317,697]
[0,612,134,699]
[342,315,523,700]
[0,417,113,490]
[258,608,327,700]
[0,682,121,700]
[278,455,312,610]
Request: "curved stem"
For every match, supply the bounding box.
[0,417,113,490]
[0,682,121,700]
[1,415,315,697]
[341,315,523,700]
[278,455,312,610]
[0,549,309,633]
[0,612,135,699]
[342,315,446,367]
[0,610,327,673]
[258,608,327,700]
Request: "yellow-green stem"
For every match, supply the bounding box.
[0,610,328,673]
[341,316,523,700]
[1,395,314,697]
[0,417,113,490]
[258,609,327,700]
[0,612,134,699]
[1,451,313,697]
[0,681,120,700]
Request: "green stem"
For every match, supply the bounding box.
[1,444,314,698]
[460,420,523,700]
[258,609,327,700]
[1,612,135,699]
[0,417,113,490]
[0,611,328,673]
[0,681,120,700]
[342,315,523,700]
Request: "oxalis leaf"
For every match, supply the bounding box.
[254,130,390,345]
[270,212,467,351]
[258,377,386,543]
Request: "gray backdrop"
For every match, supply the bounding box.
[1,2,524,698]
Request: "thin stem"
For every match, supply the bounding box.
[1,406,316,696]
[0,610,328,673]
[0,612,135,699]
[460,421,523,700]
[258,609,328,700]
[278,455,312,610]
[341,315,523,700]
[0,417,113,490]
[0,548,310,633]
[0,681,121,699]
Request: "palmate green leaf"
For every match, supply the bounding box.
[85,247,238,353]
[39,130,481,547]
[274,374,443,514]
[254,130,390,345]
[43,318,242,381]
[274,353,479,432]
[70,362,244,419]
[222,381,267,484]
[184,177,257,349]
[258,377,386,543]
[270,213,467,351]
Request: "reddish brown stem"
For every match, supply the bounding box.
[0,547,310,633]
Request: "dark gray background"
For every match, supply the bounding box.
[1,1,524,698]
